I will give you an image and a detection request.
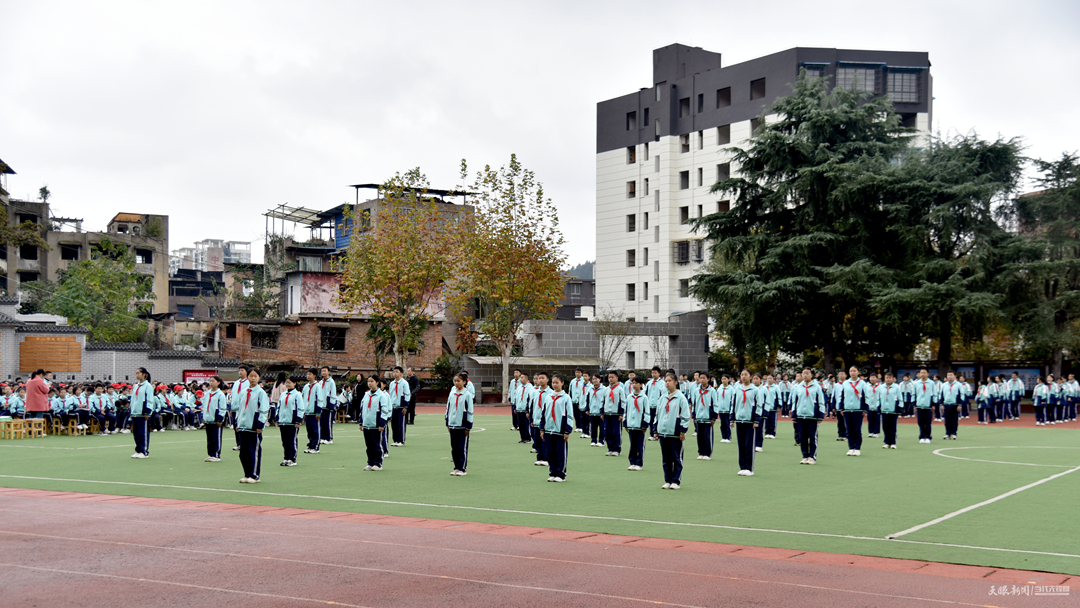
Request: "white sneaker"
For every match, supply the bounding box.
[363,465,373,471]
[846,449,854,455]
[765,435,775,439]
[371,465,382,471]
[744,470,754,476]
[737,469,748,476]
[451,470,461,476]
[205,457,215,462]
[853,450,860,456]
[868,433,877,438]
[701,455,711,460]
[529,448,538,453]
[326,440,334,445]
[628,465,635,470]
[551,477,565,483]
[131,453,142,458]
[533,460,544,466]
[696,455,703,460]
[240,478,252,483]
[547,476,555,482]
[882,444,889,449]
[669,483,680,490]
[800,458,808,464]
[720,438,730,443]
[755,447,763,452]
[232,446,241,450]
[580,433,588,439]
[807,458,816,465]
[890,445,897,449]
[605,451,613,456]
[662,483,671,489]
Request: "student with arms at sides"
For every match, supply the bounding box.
[540,373,574,482]
[653,373,691,489]
[624,377,651,471]
[276,376,303,467]
[201,376,229,462]
[235,368,270,483]
[792,368,826,464]
[359,376,392,471]
[129,368,154,459]
[445,373,474,476]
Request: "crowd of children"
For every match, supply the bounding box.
[15,363,1076,490]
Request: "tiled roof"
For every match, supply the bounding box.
[202,358,240,367]
[16,324,89,334]
[84,342,152,351]
[0,312,22,325]
[147,350,204,359]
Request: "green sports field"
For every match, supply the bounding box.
[1,415,1077,575]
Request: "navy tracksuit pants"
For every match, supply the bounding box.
[882,413,898,446]
[578,408,590,435]
[391,407,407,444]
[205,422,223,458]
[659,436,683,484]
[590,415,603,443]
[844,411,863,450]
[717,412,732,440]
[916,408,933,439]
[546,434,567,479]
[695,422,713,456]
[627,429,646,467]
[797,418,818,459]
[735,422,756,472]
[238,430,262,480]
[132,416,150,455]
[604,416,622,453]
[363,428,383,467]
[304,414,321,450]
[867,411,880,435]
[280,424,299,462]
[531,425,545,461]
[943,405,960,437]
[516,411,531,442]
[449,428,469,472]
[319,405,336,442]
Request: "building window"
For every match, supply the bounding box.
[298,256,323,272]
[643,108,650,127]
[654,226,660,243]
[626,351,636,369]
[626,249,636,267]
[680,134,690,153]
[135,248,153,264]
[18,214,37,225]
[837,67,877,94]
[251,330,278,350]
[643,212,649,230]
[655,85,661,101]
[679,171,690,190]
[626,283,636,302]
[692,240,705,262]
[574,306,582,318]
[226,324,237,339]
[654,260,660,281]
[208,307,217,318]
[643,142,649,161]
[654,154,660,173]
[570,282,581,295]
[642,282,648,301]
[717,162,731,183]
[718,200,731,212]
[653,295,659,313]
[717,124,731,145]
[626,214,636,232]
[19,244,38,260]
[654,190,660,211]
[698,130,704,150]
[626,111,637,131]
[697,93,704,113]
[60,243,80,261]
[679,279,690,298]
[805,65,826,80]
[321,327,347,352]
[654,119,661,141]
[716,87,731,108]
[177,304,195,319]
[680,206,690,224]
[750,118,763,137]
[643,178,649,196]
[750,78,767,100]
[674,241,691,264]
[679,97,690,118]
[697,167,703,187]
[627,146,636,164]
[18,271,40,284]
[627,181,636,198]
[887,71,919,103]
[642,247,649,265]
[698,204,703,218]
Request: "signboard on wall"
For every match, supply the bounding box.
[183,369,218,383]
[20,336,81,373]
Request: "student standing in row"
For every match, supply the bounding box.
[446,372,474,476]
[733,370,761,476]
[913,368,935,442]
[360,376,391,471]
[865,374,881,439]
[654,373,690,489]
[529,373,548,466]
[690,373,717,460]
[645,367,663,439]
[542,373,574,482]
[201,376,229,462]
[832,371,848,442]
[236,368,270,483]
[625,377,650,471]
[318,366,337,446]
[838,367,868,456]
[302,369,323,454]
[229,365,249,451]
[129,368,154,459]
[940,372,963,440]
[388,366,411,447]
[586,375,604,446]
[277,376,303,467]
[878,372,902,449]
[514,372,533,444]
[602,371,625,456]
[793,368,825,464]
[716,374,734,444]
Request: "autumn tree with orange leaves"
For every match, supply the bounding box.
[449,155,566,401]
[335,169,462,369]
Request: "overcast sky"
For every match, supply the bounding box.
[3,0,1077,267]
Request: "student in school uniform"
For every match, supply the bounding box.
[89,384,114,435]
[645,367,664,439]
[508,368,521,431]
[865,374,881,439]
[755,375,778,450]
[832,371,848,441]
[586,375,605,447]
[317,366,337,445]
[900,373,915,417]
[175,385,196,430]
[624,377,650,471]
[201,376,229,462]
[388,366,411,447]
[568,368,585,433]
[1046,375,1062,424]
[276,376,303,467]
[990,376,1005,423]
[602,371,626,456]
[529,373,548,465]
[1066,374,1079,421]
[837,367,868,456]
[877,373,902,449]
[653,373,690,489]
[957,375,971,420]
[576,371,592,439]
[229,365,250,451]
[129,368,154,458]
[514,373,533,444]
[7,387,25,419]
[1005,373,1022,421]
[792,368,826,463]
[913,369,936,441]
[716,374,734,443]
[733,370,761,476]
[541,373,574,482]
[446,373,474,476]
[1032,377,1048,425]
[940,371,963,440]
[302,369,323,454]
[359,375,391,471]
[234,368,270,483]
[689,372,717,460]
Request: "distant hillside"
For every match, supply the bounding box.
[565,260,594,279]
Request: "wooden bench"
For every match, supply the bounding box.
[25,419,45,438]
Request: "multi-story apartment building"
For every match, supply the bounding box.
[595,44,932,369]
[170,239,252,275]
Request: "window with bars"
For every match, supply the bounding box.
[626,283,636,302]
[679,279,690,298]
[626,249,636,267]
[887,71,920,103]
[680,134,690,153]
[627,146,636,164]
[837,67,878,94]
[804,66,826,80]
[321,327,347,352]
[627,181,636,198]
[673,241,691,264]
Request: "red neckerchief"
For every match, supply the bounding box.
[550,394,559,422]
[740,385,751,404]
[453,393,461,413]
[848,380,859,398]
[244,388,252,413]
[665,394,677,413]
[632,394,642,412]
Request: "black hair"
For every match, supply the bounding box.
[632,377,645,386]
[393,366,404,373]
[367,376,382,390]
[460,371,469,378]
[453,372,468,382]
[535,371,549,380]
[307,368,318,377]
[651,366,662,373]
[247,367,261,379]
[551,373,566,385]
[137,367,151,382]
[320,365,331,372]
[606,370,620,382]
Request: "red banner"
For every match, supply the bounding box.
[183,370,218,383]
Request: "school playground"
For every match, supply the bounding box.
[0,408,1075,607]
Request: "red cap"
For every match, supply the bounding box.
[196,390,204,397]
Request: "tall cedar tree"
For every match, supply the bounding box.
[336,169,459,368]
[1002,153,1080,375]
[871,134,1024,374]
[691,71,913,374]
[449,155,566,401]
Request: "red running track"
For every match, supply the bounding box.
[0,488,1073,608]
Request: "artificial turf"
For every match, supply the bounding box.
[1,414,1077,575]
